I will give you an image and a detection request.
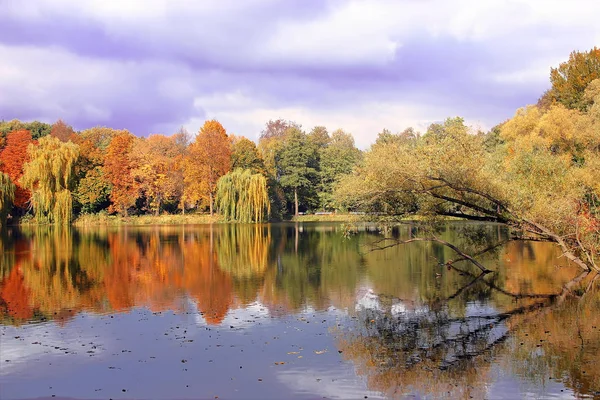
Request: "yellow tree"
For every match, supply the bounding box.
[21,136,79,224]
[0,172,15,226]
[216,168,270,222]
[183,120,231,215]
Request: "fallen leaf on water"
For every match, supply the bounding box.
[315,350,327,355]
[287,351,299,355]
[274,361,286,365]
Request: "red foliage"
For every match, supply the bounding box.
[50,119,76,143]
[0,129,33,209]
[104,132,139,216]
[0,266,34,321]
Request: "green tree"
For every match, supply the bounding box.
[275,127,318,216]
[0,120,52,140]
[319,129,361,210]
[21,136,79,223]
[258,119,300,176]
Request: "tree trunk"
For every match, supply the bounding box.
[295,222,299,253]
[294,188,299,217]
[209,192,214,216]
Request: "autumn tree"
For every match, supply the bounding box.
[216,169,270,222]
[336,102,600,272]
[72,127,124,214]
[546,47,600,111]
[21,136,79,223]
[0,172,15,226]
[307,126,331,149]
[50,119,76,142]
[0,130,33,210]
[131,134,184,215]
[231,136,265,174]
[184,120,231,215]
[275,127,318,216]
[103,132,139,216]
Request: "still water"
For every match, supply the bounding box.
[0,222,598,399]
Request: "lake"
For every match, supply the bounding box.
[1,222,599,399]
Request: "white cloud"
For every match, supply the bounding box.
[188,90,490,148]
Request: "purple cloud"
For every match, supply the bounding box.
[1,0,598,145]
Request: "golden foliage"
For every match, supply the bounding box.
[21,136,79,223]
[0,172,15,226]
[183,120,231,214]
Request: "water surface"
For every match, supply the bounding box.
[1,222,599,399]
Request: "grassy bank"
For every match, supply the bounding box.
[290,214,367,222]
[73,213,223,226]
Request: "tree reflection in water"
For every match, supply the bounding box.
[0,223,598,398]
[336,265,599,399]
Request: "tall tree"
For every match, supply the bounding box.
[103,132,139,216]
[0,130,33,210]
[21,136,79,223]
[546,47,600,111]
[184,120,231,215]
[319,129,361,210]
[275,127,318,216]
[307,126,331,149]
[258,119,301,175]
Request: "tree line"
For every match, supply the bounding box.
[0,117,362,224]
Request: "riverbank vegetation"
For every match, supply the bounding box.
[1,48,599,270]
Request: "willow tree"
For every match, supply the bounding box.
[0,172,15,226]
[21,136,79,224]
[216,169,270,223]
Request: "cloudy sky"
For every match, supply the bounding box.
[1,0,599,148]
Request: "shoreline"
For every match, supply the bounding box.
[9,213,468,227]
